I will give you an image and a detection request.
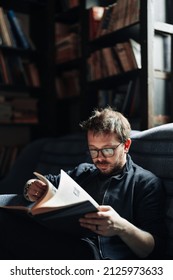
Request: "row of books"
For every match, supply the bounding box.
[97,77,171,127]
[88,0,140,40]
[0,50,40,87]
[0,6,33,49]
[98,77,140,119]
[98,0,140,37]
[55,70,80,99]
[0,96,38,124]
[88,6,105,41]
[55,22,81,64]
[87,39,141,81]
[0,145,22,178]
[55,33,81,64]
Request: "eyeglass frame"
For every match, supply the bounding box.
[89,142,122,159]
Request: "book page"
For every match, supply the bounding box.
[31,172,57,210]
[32,169,98,213]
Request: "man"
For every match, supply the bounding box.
[21,107,165,260]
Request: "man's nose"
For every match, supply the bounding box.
[97,150,105,159]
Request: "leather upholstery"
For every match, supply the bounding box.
[130,123,173,259]
[0,133,89,194]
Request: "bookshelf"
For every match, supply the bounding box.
[81,0,173,130]
[140,0,173,128]
[55,1,86,133]
[0,0,44,177]
[55,0,173,131]
[1,0,173,176]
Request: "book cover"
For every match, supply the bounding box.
[101,47,121,76]
[7,10,30,49]
[115,42,132,72]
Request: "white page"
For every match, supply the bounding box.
[33,170,99,210]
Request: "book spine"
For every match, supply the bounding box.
[7,10,30,49]
[0,7,12,46]
[0,50,11,84]
[115,43,132,72]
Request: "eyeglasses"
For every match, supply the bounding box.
[89,143,122,159]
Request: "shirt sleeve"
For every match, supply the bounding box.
[134,172,166,258]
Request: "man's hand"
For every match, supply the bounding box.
[79,205,123,236]
[79,205,155,258]
[24,179,47,201]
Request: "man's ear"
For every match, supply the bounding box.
[124,138,131,153]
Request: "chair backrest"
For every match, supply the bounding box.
[130,123,173,259]
[0,133,89,194]
[35,133,89,174]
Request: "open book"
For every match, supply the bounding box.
[0,170,99,235]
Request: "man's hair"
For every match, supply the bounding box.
[80,107,131,143]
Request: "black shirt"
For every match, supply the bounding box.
[46,155,166,259]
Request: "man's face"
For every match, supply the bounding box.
[87,131,131,175]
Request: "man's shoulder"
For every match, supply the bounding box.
[130,160,163,194]
[133,161,159,180]
[128,155,158,178]
[67,163,97,185]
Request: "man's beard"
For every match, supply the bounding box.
[95,160,123,175]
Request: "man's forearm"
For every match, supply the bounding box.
[118,218,155,258]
